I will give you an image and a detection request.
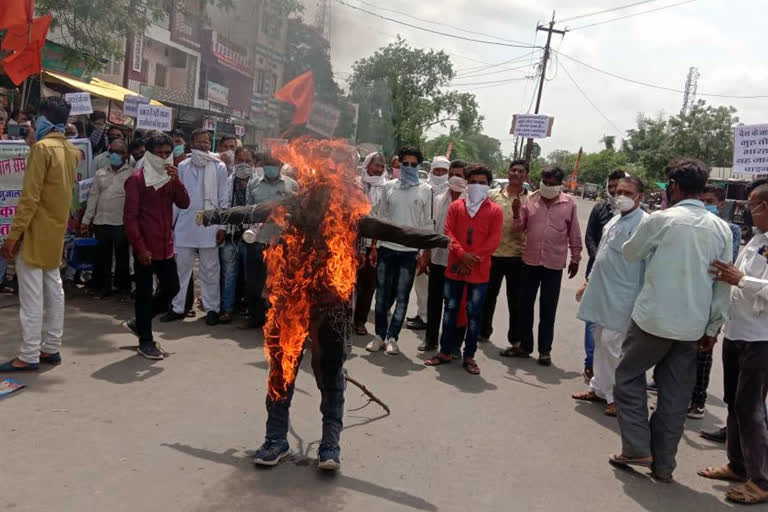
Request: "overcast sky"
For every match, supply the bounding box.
[316,0,768,158]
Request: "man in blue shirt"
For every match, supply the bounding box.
[610,158,732,483]
[572,176,647,417]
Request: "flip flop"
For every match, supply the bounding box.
[424,354,452,366]
[0,360,39,372]
[572,390,603,402]
[727,481,768,504]
[698,465,747,482]
[608,454,652,468]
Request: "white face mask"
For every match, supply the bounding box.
[466,184,489,218]
[448,176,467,193]
[191,149,217,168]
[233,163,253,179]
[539,182,561,199]
[429,172,448,190]
[362,172,386,187]
[616,195,636,213]
[254,166,264,180]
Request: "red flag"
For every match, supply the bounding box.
[2,14,52,53]
[3,42,42,85]
[0,0,34,30]
[274,71,314,125]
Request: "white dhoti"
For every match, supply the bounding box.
[171,247,221,314]
[413,272,428,320]
[16,254,65,364]
[588,325,625,404]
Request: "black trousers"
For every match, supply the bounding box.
[134,256,180,347]
[691,350,714,408]
[425,263,446,348]
[481,256,523,344]
[519,264,562,355]
[724,338,768,490]
[353,247,377,327]
[246,242,269,324]
[93,224,130,294]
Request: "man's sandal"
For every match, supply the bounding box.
[727,481,768,504]
[698,465,747,482]
[608,454,652,468]
[424,354,452,366]
[572,390,603,402]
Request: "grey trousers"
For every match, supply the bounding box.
[614,321,698,477]
[724,338,768,491]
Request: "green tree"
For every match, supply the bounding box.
[423,131,505,174]
[667,99,738,167]
[600,135,616,151]
[348,38,482,154]
[621,114,673,181]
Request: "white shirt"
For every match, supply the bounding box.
[378,180,433,252]
[430,189,461,266]
[173,158,229,248]
[82,163,133,226]
[577,208,647,333]
[623,199,733,341]
[724,231,768,341]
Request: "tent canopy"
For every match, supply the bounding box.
[43,70,163,106]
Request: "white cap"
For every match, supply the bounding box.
[430,156,451,172]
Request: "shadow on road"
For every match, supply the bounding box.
[611,464,728,511]
[363,351,426,378]
[91,354,165,384]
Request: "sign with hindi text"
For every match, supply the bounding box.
[733,124,768,175]
[136,105,173,132]
[123,95,150,117]
[510,114,554,139]
[65,92,93,116]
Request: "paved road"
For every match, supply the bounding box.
[0,196,734,511]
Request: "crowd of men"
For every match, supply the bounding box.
[1,97,768,502]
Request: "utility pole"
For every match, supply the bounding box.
[525,12,566,162]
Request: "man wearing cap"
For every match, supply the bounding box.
[407,156,450,331]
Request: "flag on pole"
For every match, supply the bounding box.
[1,14,51,85]
[274,71,314,125]
[0,0,33,30]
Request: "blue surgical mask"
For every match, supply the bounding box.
[108,152,124,167]
[263,165,280,179]
[35,115,54,140]
[705,204,719,215]
[173,144,185,157]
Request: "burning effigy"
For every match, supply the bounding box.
[196,137,448,469]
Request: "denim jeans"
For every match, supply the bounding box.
[264,305,347,451]
[220,239,248,313]
[438,278,489,359]
[245,242,269,324]
[584,321,596,370]
[374,246,417,341]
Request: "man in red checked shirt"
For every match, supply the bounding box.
[121,131,190,360]
[425,164,503,375]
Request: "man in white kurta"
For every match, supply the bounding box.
[163,130,229,325]
[573,177,648,415]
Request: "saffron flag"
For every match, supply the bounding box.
[0,0,34,30]
[274,71,314,125]
[2,14,52,53]
[3,40,42,85]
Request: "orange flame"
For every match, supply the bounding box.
[263,138,370,400]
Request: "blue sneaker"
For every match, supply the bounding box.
[253,439,290,466]
[317,444,340,471]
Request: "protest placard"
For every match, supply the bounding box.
[78,177,94,203]
[65,92,93,116]
[733,124,768,175]
[0,138,92,242]
[509,114,554,138]
[136,105,173,131]
[123,95,150,117]
[306,101,340,139]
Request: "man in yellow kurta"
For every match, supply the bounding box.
[0,97,80,371]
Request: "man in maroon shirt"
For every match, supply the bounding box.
[425,164,503,375]
[123,132,191,360]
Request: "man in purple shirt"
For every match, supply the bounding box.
[510,166,582,366]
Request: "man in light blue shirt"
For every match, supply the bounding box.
[162,129,229,326]
[610,158,733,483]
[573,177,647,416]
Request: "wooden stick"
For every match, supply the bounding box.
[343,369,391,415]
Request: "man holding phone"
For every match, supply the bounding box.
[122,131,190,360]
